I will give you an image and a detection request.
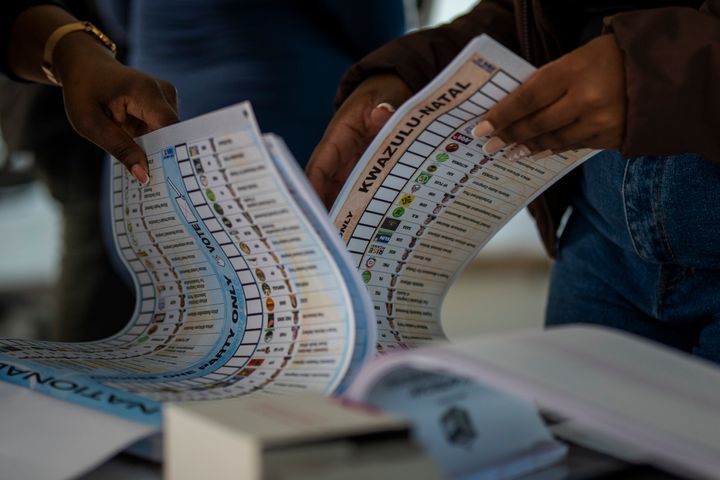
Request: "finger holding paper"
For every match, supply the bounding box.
[7,4,180,185]
[471,34,626,159]
[59,52,179,185]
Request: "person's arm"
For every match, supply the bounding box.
[333,0,519,106]
[5,4,178,184]
[306,0,518,207]
[7,4,78,83]
[472,2,720,163]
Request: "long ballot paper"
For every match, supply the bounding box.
[0,37,595,425]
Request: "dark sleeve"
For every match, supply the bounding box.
[334,0,518,108]
[605,1,720,162]
[1,0,67,79]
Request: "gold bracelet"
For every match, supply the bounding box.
[41,21,117,86]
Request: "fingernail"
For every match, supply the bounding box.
[472,120,495,138]
[507,144,532,161]
[131,164,150,186]
[483,136,506,155]
[375,102,396,113]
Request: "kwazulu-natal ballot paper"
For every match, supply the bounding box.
[331,35,595,349]
[0,35,596,426]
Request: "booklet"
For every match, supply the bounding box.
[344,325,720,480]
[0,36,594,428]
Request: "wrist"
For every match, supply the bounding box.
[52,28,118,86]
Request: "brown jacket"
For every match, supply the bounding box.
[336,0,720,257]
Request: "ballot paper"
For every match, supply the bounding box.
[0,106,374,427]
[330,35,594,350]
[0,35,597,478]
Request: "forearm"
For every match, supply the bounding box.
[3,2,178,183]
[335,0,518,108]
[7,4,114,86]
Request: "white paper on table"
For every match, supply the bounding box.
[347,326,720,480]
[0,381,156,480]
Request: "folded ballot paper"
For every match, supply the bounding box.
[0,35,601,479]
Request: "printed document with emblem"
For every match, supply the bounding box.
[0,36,601,479]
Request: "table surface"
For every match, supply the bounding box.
[77,441,688,480]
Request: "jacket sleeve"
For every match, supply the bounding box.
[605,2,720,162]
[334,0,518,108]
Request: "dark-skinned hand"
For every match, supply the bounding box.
[306,74,412,208]
[472,34,626,160]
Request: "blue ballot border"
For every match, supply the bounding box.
[0,356,163,425]
[96,146,250,385]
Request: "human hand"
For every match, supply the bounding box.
[306,74,412,208]
[472,34,626,159]
[55,34,179,185]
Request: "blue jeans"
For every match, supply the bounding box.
[546,150,720,364]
